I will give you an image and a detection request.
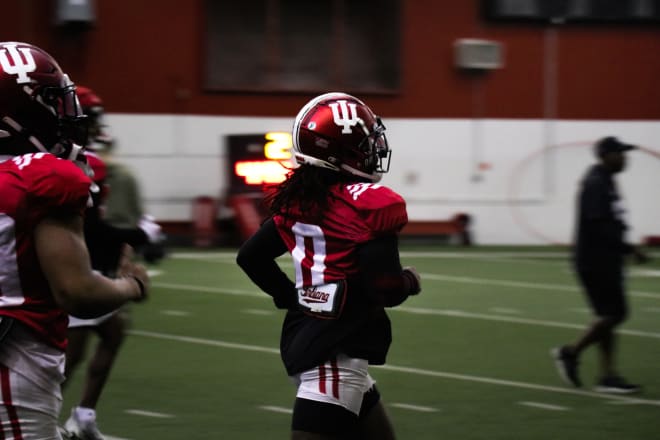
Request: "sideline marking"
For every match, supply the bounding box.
[152,282,660,340]
[259,405,293,414]
[490,307,520,314]
[518,401,569,411]
[568,307,590,314]
[166,252,659,297]
[154,282,261,298]
[242,308,275,316]
[632,269,660,277]
[131,329,279,355]
[607,399,648,405]
[420,273,660,299]
[160,310,190,317]
[170,250,660,260]
[390,403,439,412]
[394,307,660,340]
[128,329,660,407]
[125,409,174,418]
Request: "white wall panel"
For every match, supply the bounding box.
[103,114,660,245]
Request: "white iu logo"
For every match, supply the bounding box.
[0,44,37,84]
[329,100,359,134]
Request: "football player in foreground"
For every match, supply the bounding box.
[237,93,421,439]
[60,86,162,439]
[0,42,149,439]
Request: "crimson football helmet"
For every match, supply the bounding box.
[292,92,391,182]
[75,85,113,148]
[0,41,87,159]
[76,85,103,116]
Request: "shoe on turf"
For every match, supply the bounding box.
[58,425,73,440]
[63,406,106,440]
[551,346,582,388]
[594,375,641,394]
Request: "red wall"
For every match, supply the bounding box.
[3,0,659,119]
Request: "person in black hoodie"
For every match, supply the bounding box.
[553,136,649,394]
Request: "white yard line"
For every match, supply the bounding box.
[394,306,660,339]
[128,329,660,407]
[390,403,439,412]
[606,399,650,405]
[420,272,660,299]
[152,282,660,340]
[125,409,175,418]
[631,269,660,277]
[258,405,293,414]
[160,310,191,317]
[170,250,660,260]
[260,402,439,415]
[400,252,570,259]
[131,329,279,355]
[154,282,262,298]
[242,308,276,315]
[171,252,238,259]
[518,401,569,411]
[489,307,521,314]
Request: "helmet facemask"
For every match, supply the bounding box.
[32,75,88,157]
[359,117,391,173]
[341,116,391,182]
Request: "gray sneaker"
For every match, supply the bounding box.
[595,375,641,394]
[58,426,73,440]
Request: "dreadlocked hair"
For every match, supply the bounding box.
[266,164,353,222]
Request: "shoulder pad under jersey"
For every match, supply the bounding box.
[17,153,92,212]
[343,182,408,233]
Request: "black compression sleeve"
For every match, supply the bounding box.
[236,218,296,309]
[357,235,413,307]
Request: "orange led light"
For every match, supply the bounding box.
[232,132,294,185]
[235,160,292,184]
[264,132,293,160]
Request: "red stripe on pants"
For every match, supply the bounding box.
[330,359,340,399]
[318,365,326,394]
[0,365,23,440]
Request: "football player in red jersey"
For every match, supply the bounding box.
[0,42,149,439]
[237,92,422,439]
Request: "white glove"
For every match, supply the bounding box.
[139,214,164,243]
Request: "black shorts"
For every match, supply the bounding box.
[576,266,627,319]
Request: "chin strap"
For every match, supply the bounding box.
[1,116,56,154]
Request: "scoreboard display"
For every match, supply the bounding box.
[226,132,294,195]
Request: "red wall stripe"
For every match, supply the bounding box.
[2,1,659,120]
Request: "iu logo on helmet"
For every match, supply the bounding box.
[329,100,359,134]
[0,43,37,84]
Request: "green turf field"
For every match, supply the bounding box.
[61,246,660,439]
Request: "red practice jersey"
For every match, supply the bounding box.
[0,153,92,350]
[274,182,407,288]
